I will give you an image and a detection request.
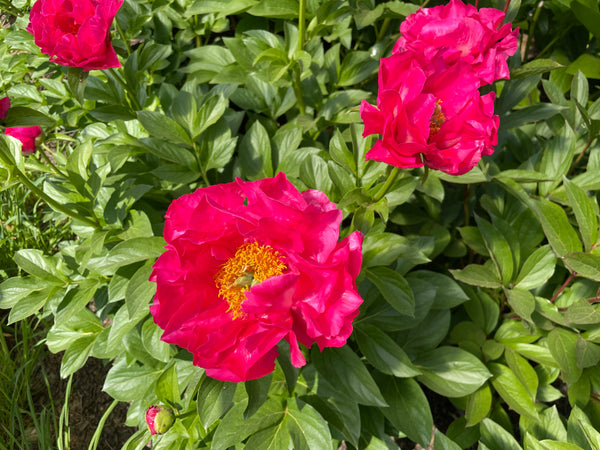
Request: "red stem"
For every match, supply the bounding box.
[550,272,576,303]
[503,0,511,14]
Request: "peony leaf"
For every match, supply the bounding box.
[137,110,193,146]
[355,324,421,378]
[196,376,237,430]
[489,362,540,422]
[515,245,556,290]
[366,267,415,316]
[415,346,491,398]
[465,383,492,427]
[532,200,582,257]
[563,178,598,252]
[286,398,332,450]
[480,418,523,450]
[311,346,387,407]
[103,358,162,401]
[547,328,583,385]
[450,263,502,289]
[376,374,434,447]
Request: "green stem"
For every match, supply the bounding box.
[372,167,400,203]
[524,0,542,62]
[298,0,306,52]
[114,18,130,56]
[39,144,68,178]
[350,122,362,185]
[293,66,306,115]
[88,399,119,450]
[10,163,99,228]
[107,67,142,111]
[376,18,391,43]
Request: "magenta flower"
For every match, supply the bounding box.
[361,53,498,175]
[150,173,363,382]
[5,126,43,154]
[393,0,519,85]
[27,0,122,71]
[0,97,9,120]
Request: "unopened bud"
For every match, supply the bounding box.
[145,405,175,435]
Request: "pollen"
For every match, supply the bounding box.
[429,100,445,138]
[215,241,286,319]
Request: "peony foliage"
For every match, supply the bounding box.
[1,0,600,448]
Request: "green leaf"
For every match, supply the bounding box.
[488,363,540,422]
[187,0,259,17]
[212,398,286,450]
[505,348,539,400]
[547,328,583,385]
[465,384,492,427]
[137,111,192,146]
[2,106,56,128]
[138,137,196,166]
[89,237,165,275]
[196,375,237,430]
[563,253,600,281]
[60,335,96,378]
[565,299,600,326]
[125,262,156,319]
[571,0,600,43]
[13,249,66,283]
[377,375,433,447]
[156,363,180,405]
[505,288,536,322]
[338,51,379,87]
[415,346,492,397]
[575,336,600,370]
[248,0,299,18]
[55,279,100,324]
[480,418,523,450]
[406,271,469,309]
[475,216,514,284]
[244,375,272,420]
[563,178,598,252]
[195,94,229,139]
[103,358,161,401]
[365,267,415,316]
[238,120,273,180]
[287,398,332,450]
[450,263,502,289]
[355,324,421,377]
[532,200,582,257]
[8,286,58,324]
[567,406,600,450]
[515,246,556,290]
[510,59,565,80]
[329,131,356,175]
[312,346,387,407]
[0,276,52,310]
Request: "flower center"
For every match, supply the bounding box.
[215,241,286,319]
[429,100,445,138]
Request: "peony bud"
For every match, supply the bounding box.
[145,405,175,435]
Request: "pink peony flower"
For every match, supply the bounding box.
[27,0,123,71]
[393,0,519,85]
[5,126,43,154]
[361,52,498,175]
[150,173,363,382]
[145,405,175,436]
[0,97,9,120]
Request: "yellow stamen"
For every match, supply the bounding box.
[215,241,286,319]
[429,100,445,138]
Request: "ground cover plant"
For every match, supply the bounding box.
[1,0,600,448]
